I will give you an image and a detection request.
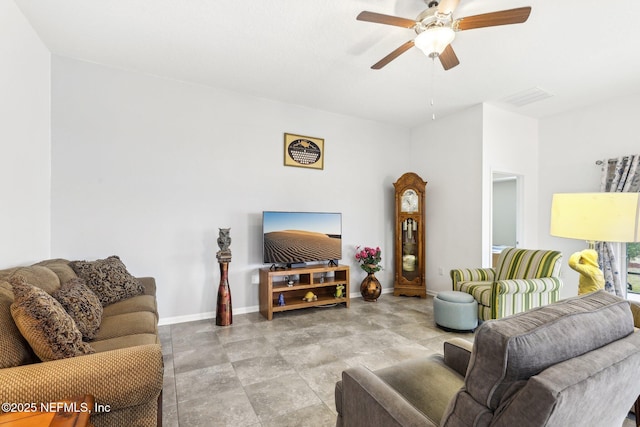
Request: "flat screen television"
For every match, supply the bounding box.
[262,211,342,266]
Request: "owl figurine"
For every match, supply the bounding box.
[216,228,232,262]
[217,228,231,252]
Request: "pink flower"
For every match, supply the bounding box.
[355,245,383,274]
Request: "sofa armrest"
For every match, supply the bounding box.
[495,277,563,295]
[137,277,156,296]
[450,268,495,289]
[0,344,163,413]
[444,338,473,377]
[339,366,437,427]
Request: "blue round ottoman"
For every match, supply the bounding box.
[434,291,478,331]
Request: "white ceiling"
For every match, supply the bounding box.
[15,0,640,128]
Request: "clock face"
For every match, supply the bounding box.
[401,189,419,213]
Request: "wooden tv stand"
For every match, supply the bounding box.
[259,264,350,320]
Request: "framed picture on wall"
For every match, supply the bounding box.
[284,133,324,170]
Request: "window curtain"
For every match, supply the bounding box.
[596,155,640,297]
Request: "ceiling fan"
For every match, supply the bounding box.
[357,0,531,70]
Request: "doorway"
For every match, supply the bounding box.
[491,172,522,267]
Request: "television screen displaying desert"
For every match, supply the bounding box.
[262,212,342,264]
[264,230,341,264]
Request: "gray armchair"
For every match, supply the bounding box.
[335,291,640,426]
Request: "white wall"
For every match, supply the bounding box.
[0,1,51,266]
[538,94,640,297]
[12,4,640,318]
[482,105,539,264]
[412,97,640,299]
[409,105,484,295]
[50,56,409,323]
[409,104,540,295]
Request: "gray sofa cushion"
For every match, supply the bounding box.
[457,291,634,411]
[374,355,465,425]
[340,365,440,427]
[491,331,640,427]
[441,391,492,427]
[336,342,474,427]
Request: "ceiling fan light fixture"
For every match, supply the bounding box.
[414,26,455,58]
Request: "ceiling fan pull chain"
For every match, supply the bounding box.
[430,57,437,120]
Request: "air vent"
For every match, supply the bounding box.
[501,87,553,107]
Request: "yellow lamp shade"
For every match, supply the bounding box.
[550,193,640,243]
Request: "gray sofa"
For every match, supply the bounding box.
[335,290,640,426]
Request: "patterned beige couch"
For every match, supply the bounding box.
[0,258,163,427]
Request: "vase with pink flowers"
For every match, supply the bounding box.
[355,246,382,301]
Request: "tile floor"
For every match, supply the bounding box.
[159,293,636,427]
[159,293,473,426]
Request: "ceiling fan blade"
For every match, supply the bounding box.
[438,44,460,70]
[438,0,460,15]
[371,40,415,69]
[357,11,416,28]
[456,7,531,31]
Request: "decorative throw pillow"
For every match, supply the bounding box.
[0,281,37,368]
[70,256,144,306]
[52,278,103,340]
[9,276,94,361]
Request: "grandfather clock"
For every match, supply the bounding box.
[393,172,427,297]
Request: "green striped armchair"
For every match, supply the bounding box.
[450,248,563,321]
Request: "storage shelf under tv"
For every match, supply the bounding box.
[259,264,350,320]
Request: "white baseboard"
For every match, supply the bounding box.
[158,287,410,326]
[158,305,259,326]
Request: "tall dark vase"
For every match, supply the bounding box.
[216,262,232,326]
[360,271,382,302]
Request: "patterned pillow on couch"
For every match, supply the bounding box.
[9,275,95,361]
[0,280,36,368]
[52,278,103,340]
[70,256,143,306]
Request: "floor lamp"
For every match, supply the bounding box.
[550,192,640,294]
